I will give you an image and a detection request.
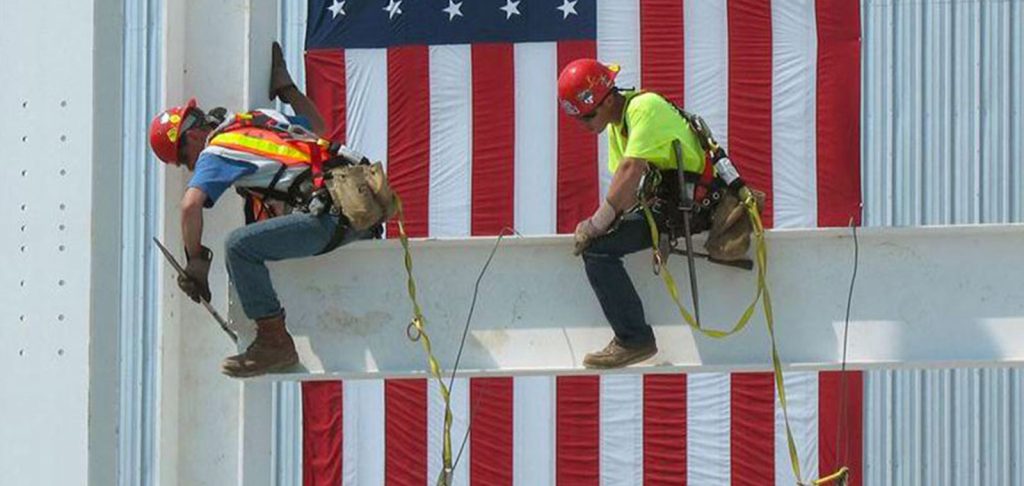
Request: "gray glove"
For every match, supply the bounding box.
[178,246,212,303]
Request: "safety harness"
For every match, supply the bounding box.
[210,111,394,247]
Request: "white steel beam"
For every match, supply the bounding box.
[220,224,1024,381]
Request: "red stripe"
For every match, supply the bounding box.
[470,378,514,486]
[730,372,775,485]
[643,374,687,485]
[728,0,774,228]
[556,41,599,234]
[387,47,431,237]
[640,0,685,105]
[304,49,347,143]
[302,381,343,486]
[471,43,516,236]
[815,0,862,227]
[556,375,600,485]
[385,379,427,486]
[819,371,864,486]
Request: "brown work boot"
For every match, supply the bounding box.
[222,312,299,378]
[583,338,658,369]
[269,41,297,101]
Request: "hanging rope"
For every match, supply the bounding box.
[394,196,455,486]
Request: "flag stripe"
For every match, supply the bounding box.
[514,376,555,485]
[815,0,863,227]
[776,372,820,485]
[345,49,388,164]
[640,0,685,106]
[556,40,599,234]
[731,372,775,485]
[302,382,343,486]
[387,47,431,238]
[304,49,347,143]
[343,380,385,486]
[556,375,600,485]
[643,374,687,485]
[428,44,472,237]
[472,43,516,236]
[728,0,775,228]
[597,0,640,200]
[771,0,818,229]
[385,379,427,486]
[688,373,730,484]
[471,378,514,486]
[819,371,864,486]
[684,0,730,150]
[601,374,644,486]
[513,43,558,235]
[429,378,470,485]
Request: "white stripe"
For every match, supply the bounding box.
[428,44,473,237]
[514,43,558,236]
[428,378,470,486]
[514,376,555,486]
[342,379,385,486]
[684,0,729,149]
[597,0,640,199]
[775,372,819,485]
[600,374,644,486]
[687,373,730,486]
[346,49,389,167]
[771,0,819,228]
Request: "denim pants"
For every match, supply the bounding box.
[582,211,661,347]
[225,211,371,320]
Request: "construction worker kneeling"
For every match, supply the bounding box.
[558,59,765,369]
[148,43,395,378]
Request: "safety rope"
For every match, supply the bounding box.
[394,195,455,486]
[640,189,849,486]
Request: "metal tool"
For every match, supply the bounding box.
[153,237,238,343]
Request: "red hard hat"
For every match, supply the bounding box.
[557,59,620,117]
[149,98,199,164]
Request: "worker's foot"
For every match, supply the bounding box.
[583,338,658,369]
[269,41,297,101]
[222,312,299,378]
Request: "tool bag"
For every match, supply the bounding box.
[323,161,399,231]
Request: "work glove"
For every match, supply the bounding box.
[573,200,618,256]
[178,246,213,303]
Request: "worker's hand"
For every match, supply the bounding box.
[572,200,618,256]
[178,246,213,303]
[573,219,601,256]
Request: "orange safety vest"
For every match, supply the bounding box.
[206,111,333,188]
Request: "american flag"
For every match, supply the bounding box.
[301,0,863,484]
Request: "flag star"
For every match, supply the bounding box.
[326,0,346,19]
[443,0,463,21]
[500,0,521,20]
[383,0,403,20]
[556,0,578,19]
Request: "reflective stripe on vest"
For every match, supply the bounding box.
[208,128,312,166]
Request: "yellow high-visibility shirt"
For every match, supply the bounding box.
[608,90,705,174]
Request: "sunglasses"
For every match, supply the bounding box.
[176,110,202,163]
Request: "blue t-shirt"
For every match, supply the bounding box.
[186,114,311,207]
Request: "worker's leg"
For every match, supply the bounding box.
[224,212,367,321]
[270,41,326,135]
[581,212,657,347]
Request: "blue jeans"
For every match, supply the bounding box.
[225,212,371,320]
[582,211,660,347]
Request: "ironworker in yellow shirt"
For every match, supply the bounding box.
[558,58,763,369]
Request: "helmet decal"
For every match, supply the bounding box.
[167,126,179,143]
[576,88,595,106]
[560,99,581,116]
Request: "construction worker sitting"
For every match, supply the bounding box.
[148,43,388,378]
[558,58,764,369]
